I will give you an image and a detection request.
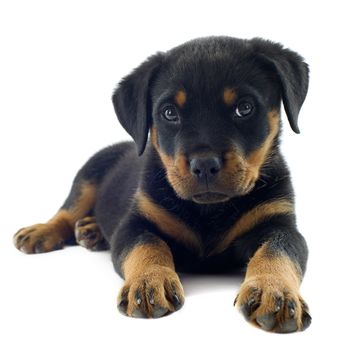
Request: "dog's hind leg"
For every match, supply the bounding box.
[13,143,133,254]
[13,179,98,254]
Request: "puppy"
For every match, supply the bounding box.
[13,36,311,332]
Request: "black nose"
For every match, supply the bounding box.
[189,156,223,181]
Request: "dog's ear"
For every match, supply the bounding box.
[251,38,309,133]
[112,53,164,155]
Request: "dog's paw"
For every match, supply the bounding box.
[75,217,108,251]
[234,274,311,333]
[117,266,184,318]
[13,224,65,254]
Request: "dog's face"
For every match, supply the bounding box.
[113,37,309,204]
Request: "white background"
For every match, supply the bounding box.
[1,0,349,349]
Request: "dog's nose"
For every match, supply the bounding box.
[189,156,223,181]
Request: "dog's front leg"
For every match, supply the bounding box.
[112,229,184,318]
[234,231,312,333]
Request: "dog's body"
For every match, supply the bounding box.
[14,37,311,332]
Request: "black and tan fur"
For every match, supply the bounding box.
[13,37,311,332]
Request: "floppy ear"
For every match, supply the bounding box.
[252,39,309,133]
[112,53,164,155]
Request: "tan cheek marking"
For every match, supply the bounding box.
[223,88,237,106]
[245,110,280,183]
[217,150,247,194]
[136,191,202,253]
[150,126,159,149]
[174,90,186,108]
[209,199,294,255]
[222,149,245,174]
[219,110,280,193]
[150,127,173,168]
[150,127,193,199]
[174,153,190,177]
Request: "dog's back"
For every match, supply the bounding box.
[95,141,141,240]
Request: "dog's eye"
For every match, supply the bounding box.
[234,101,254,118]
[161,106,179,122]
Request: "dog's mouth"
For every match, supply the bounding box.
[192,192,230,204]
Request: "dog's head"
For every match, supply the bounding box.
[112,37,309,204]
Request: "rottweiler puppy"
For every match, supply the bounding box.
[13,36,311,333]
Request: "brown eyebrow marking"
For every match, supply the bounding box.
[223,88,237,106]
[174,90,187,108]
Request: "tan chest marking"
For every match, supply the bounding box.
[210,199,294,256]
[136,191,202,254]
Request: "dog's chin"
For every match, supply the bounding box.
[192,192,231,204]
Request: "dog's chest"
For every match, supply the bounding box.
[181,205,241,256]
